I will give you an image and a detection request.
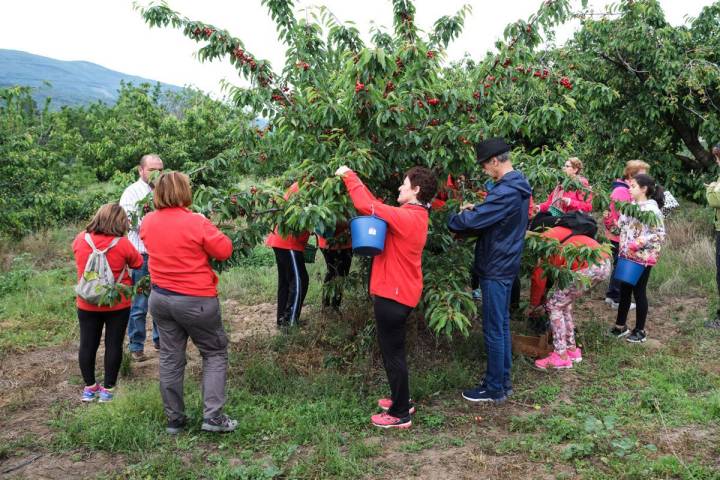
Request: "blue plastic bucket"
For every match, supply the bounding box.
[613,258,645,285]
[350,215,387,256]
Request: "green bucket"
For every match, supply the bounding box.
[549,205,564,217]
[303,243,318,263]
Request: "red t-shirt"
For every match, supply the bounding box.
[266,182,310,252]
[73,232,143,312]
[342,170,428,308]
[140,207,233,297]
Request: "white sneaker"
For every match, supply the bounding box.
[604,297,615,306]
[609,300,635,310]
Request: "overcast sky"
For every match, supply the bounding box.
[2,0,713,98]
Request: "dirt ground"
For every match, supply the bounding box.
[0,296,713,479]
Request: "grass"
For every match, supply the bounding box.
[2,206,720,478]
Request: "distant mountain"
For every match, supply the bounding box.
[0,49,185,108]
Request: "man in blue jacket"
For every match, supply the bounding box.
[448,138,531,403]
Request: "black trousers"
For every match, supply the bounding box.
[321,248,352,308]
[605,240,622,302]
[77,308,130,388]
[716,232,720,315]
[273,248,309,326]
[374,296,413,418]
[616,266,652,331]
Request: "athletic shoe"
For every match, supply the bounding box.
[461,386,507,404]
[476,377,513,397]
[98,386,114,403]
[166,417,187,435]
[609,326,630,338]
[81,384,99,402]
[626,329,647,343]
[371,412,412,429]
[472,288,482,300]
[377,398,416,415]
[201,414,238,433]
[704,319,720,329]
[604,297,617,306]
[535,352,573,370]
[131,351,147,362]
[609,300,636,310]
[566,347,582,363]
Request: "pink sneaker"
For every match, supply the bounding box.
[377,398,416,415]
[567,348,582,363]
[371,412,412,429]
[535,352,572,370]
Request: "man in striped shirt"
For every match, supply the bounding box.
[120,154,164,361]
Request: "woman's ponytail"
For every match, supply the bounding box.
[633,174,665,209]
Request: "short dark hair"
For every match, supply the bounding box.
[404,166,438,205]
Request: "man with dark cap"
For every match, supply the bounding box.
[447,138,532,403]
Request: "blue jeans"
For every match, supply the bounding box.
[480,278,513,397]
[127,254,158,352]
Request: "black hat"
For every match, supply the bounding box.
[475,137,511,164]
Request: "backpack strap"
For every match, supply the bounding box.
[84,233,122,254]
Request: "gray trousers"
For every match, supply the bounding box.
[149,292,228,422]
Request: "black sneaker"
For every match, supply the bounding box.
[461,386,507,404]
[201,414,238,433]
[477,377,513,397]
[704,318,720,329]
[166,417,187,435]
[626,329,647,343]
[609,326,630,338]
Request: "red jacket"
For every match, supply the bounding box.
[266,182,310,252]
[140,207,233,297]
[342,170,428,308]
[529,227,608,306]
[73,232,143,312]
[538,176,593,214]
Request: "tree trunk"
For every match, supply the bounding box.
[665,113,714,171]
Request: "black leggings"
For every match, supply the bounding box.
[321,248,352,308]
[374,296,413,418]
[273,248,309,326]
[78,308,130,388]
[616,266,652,331]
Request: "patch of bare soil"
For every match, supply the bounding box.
[223,300,279,342]
[370,433,574,480]
[573,294,708,346]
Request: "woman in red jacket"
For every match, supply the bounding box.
[72,203,143,403]
[335,164,437,429]
[266,182,311,328]
[536,157,593,215]
[140,172,236,435]
[529,227,611,370]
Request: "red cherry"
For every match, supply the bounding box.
[428,98,439,106]
[473,91,481,100]
[427,51,435,59]
[250,186,258,194]
[417,100,425,108]
[355,81,365,93]
[230,196,238,204]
